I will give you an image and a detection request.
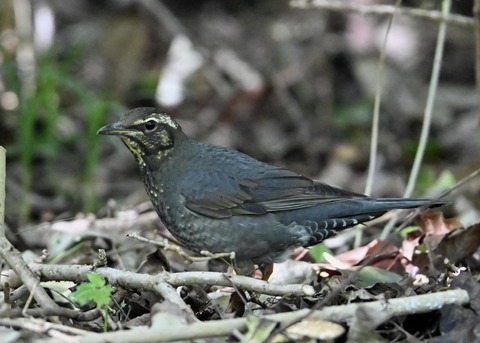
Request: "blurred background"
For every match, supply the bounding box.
[0,0,478,229]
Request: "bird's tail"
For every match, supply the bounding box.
[364,198,447,214]
[301,197,448,246]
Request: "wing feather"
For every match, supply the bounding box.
[180,147,365,219]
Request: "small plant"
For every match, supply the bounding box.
[70,272,113,332]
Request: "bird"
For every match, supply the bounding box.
[98,107,446,273]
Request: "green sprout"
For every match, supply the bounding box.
[70,272,113,332]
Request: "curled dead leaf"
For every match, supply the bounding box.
[272,317,345,342]
[431,223,480,270]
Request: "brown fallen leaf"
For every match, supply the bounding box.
[431,223,480,270]
[416,211,463,236]
[334,239,400,268]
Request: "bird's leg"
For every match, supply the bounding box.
[257,263,274,280]
[230,259,256,276]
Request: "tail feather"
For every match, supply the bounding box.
[280,197,448,238]
[298,198,448,246]
[364,198,447,214]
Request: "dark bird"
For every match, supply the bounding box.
[98,107,445,273]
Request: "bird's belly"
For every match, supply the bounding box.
[156,201,304,263]
[143,175,305,263]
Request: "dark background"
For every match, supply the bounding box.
[1,0,477,227]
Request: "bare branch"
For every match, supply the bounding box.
[2,264,315,297]
[290,0,474,29]
[80,289,469,342]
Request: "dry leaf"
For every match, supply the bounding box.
[431,223,480,269]
[273,317,345,342]
[416,211,462,235]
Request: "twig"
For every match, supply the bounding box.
[298,167,480,332]
[364,0,401,197]
[0,224,102,320]
[321,167,480,319]
[153,282,199,322]
[2,264,315,297]
[13,0,36,98]
[80,289,469,342]
[0,307,101,321]
[357,0,400,248]
[126,232,235,263]
[0,317,89,336]
[380,0,452,239]
[290,0,474,29]
[404,0,451,198]
[22,283,37,317]
[431,167,480,201]
[0,224,59,312]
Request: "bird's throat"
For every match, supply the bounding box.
[121,138,147,171]
[121,137,173,175]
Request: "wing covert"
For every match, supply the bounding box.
[181,166,366,219]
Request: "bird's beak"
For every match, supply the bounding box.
[97,122,130,136]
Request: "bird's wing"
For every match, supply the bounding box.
[181,170,258,219]
[181,166,366,219]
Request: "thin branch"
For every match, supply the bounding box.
[404,0,451,197]
[381,0,452,239]
[13,0,36,99]
[364,0,401,196]
[153,282,199,322]
[401,166,480,222]
[358,0,401,248]
[0,317,89,336]
[0,224,59,312]
[0,224,101,320]
[2,264,315,297]
[0,307,101,320]
[80,289,469,342]
[290,0,474,29]
[126,232,235,263]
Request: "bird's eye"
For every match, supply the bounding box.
[144,120,157,132]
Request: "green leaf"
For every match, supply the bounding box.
[341,266,403,288]
[242,316,277,343]
[399,226,420,237]
[70,273,113,309]
[309,243,333,263]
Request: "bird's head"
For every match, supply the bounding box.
[98,107,183,170]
